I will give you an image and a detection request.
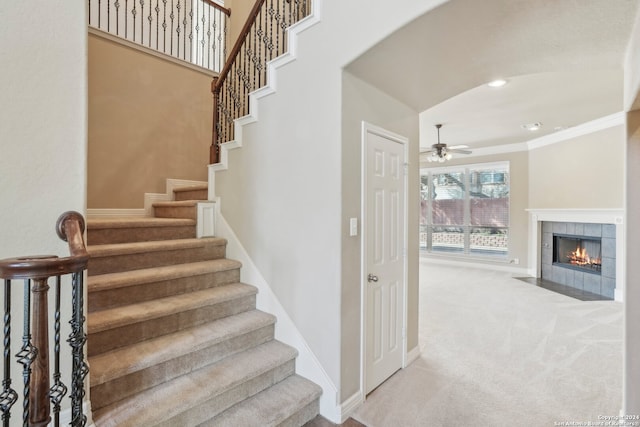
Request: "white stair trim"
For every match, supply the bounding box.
[144,179,208,216]
[207,1,321,173]
[89,179,212,236]
[196,201,216,238]
[206,2,336,420]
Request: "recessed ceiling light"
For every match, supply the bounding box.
[522,122,543,132]
[487,79,508,88]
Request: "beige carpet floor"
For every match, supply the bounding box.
[353,260,623,427]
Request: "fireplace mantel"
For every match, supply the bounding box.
[526,208,625,301]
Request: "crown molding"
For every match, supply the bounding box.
[449,112,625,160]
[464,141,529,158]
[525,111,625,151]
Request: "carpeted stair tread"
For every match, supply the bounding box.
[153,200,201,207]
[88,259,242,293]
[88,237,226,257]
[87,217,196,229]
[90,309,276,386]
[92,340,299,427]
[87,217,198,244]
[89,283,257,334]
[202,374,322,427]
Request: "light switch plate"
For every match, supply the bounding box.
[349,218,358,236]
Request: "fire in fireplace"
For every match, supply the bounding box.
[553,234,602,274]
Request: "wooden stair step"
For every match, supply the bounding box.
[87,217,196,245]
[87,237,227,275]
[90,310,276,411]
[202,374,322,427]
[91,340,299,427]
[88,283,257,356]
[88,259,242,311]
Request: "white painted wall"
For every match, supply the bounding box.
[0,2,87,424]
[213,0,448,419]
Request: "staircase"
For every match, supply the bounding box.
[86,185,322,426]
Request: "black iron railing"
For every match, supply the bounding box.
[0,212,89,427]
[88,0,230,72]
[210,0,311,163]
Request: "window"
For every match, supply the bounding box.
[420,162,509,258]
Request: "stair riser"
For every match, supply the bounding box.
[88,244,226,276]
[157,360,296,427]
[154,205,197,220]
[89,268,241,312]
[174,189,208,201]
[88,294,256,356]
[90,324,275,411]
[88,225,196,245]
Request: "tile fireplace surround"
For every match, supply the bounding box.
[527,209,625,302]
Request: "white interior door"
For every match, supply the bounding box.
[363,124,406,395]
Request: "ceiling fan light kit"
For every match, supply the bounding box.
[421,124,471,163]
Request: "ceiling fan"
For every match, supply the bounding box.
[420,124,471,162]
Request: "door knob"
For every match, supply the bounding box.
[367,274,379,283]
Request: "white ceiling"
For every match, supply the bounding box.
[345,0,639,150]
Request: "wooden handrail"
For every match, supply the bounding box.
[0,211,89,427]
[214,0,267,92]
[203,0,232,16]
[0,212,88,280]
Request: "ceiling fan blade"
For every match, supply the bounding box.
[420,149,436,154]
[448,148,472,154]
[448,145,469,149]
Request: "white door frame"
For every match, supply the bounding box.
[360,121,409,398]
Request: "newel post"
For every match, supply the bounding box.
[211,76,220,165]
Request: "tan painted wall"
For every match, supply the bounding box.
[420,150,530,268]
[529,125,625,209]
[225,0,255,50]
[88,33,213,208]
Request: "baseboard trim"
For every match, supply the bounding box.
[214,202,341,423]
[339,391,364,423]
[405,345,421,367]
[420,255,530,276]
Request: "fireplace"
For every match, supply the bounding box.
[553,234,602,274]
[527,209,624,302]
[540,221,615,299]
